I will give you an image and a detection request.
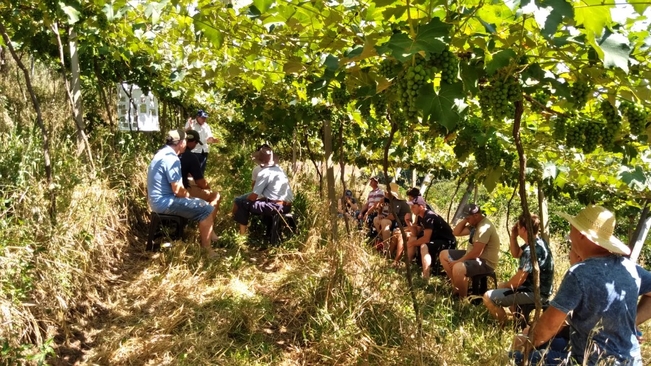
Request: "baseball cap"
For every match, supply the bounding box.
[462,204,481,217]
[345,189,353,197]
[166,128,186,144]
[186,130,203,145]
[196,109,209,118]
[410,196,427,207]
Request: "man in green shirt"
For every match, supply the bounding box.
[440,204,501,299]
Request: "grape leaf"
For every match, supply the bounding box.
[425,82,467,131]
[486,50,516,75]
[598,31,631,73]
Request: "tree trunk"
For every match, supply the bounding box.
[338,119,350,236]
[537,181,550,244]
[452,180,474,223]
[52,23,95,172]
[0,24,56,223]
[304,133,323,197]
[513,100,541,366]
[94,58,114,127]
[322,116,338,241]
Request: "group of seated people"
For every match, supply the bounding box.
[351,178,651,365]
[148,128,651,365]
[146,128,293,257]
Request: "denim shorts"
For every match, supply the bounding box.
[161,197,213,222]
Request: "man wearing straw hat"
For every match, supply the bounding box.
[514,205,651,365]
[233,146,293,235]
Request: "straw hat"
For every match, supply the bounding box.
[388,182,402,200]
[557,205,630,255]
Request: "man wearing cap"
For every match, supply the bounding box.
[483,213,554,325]
[184,109,217,174]
[147,129,219,257]
[179,130,220,207]
[400,196,456,279]
[440,203,500,298]
[233,147,294,235]
[513,205,651,365]
[357,177,385,229]
[337,189,359,219]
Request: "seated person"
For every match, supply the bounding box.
[483,213,554,326]
[147,129,218,257]
[180,130,220,207]
[337,189,359,219]
[357,176,384,231]
[403,196,456,279]
[233,147,294,235]
[232,144,272,215]
[371,183,411,250]
[512,205,651,366]
[440,204,500,298]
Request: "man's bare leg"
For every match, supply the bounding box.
[483,293,508,324]
[239,224,247,235]
[439,250,453,279]
[421,245,432,280]
[452,263,468,297]
[199,208,218,257]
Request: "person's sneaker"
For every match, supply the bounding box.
[210,231,220,242]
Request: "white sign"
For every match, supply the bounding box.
[117,83,159,131]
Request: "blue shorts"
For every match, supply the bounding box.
[160,197,213,222]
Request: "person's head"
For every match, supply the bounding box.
[410,196,427,216]
[558,205,630,260]
[406,187,421,201]
[257,147,275,167]
[386,182,402,200]
[185,129,203,150]
[165,128,187,153]
[369,176,379,189]
[462,203,483,226]
[196,109,208,124]
[516,213,540,240]
[344,189,353,198]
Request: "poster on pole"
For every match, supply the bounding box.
[117,83,160,131]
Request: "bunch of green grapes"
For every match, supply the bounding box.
[582,121,601,153]
[564,119,586,148]
[599,100,621,150]
[502,151,516,170]
[553,115,567,141]
[620,101,647,136]
[396,56,430,121]
[379,58,401,78]
[429,48,458,84]
[453,118,483,159]
[475,139,503,170]
[531,89,550,112]
[331,85,348,108]
[570,80,591,110]
[358,102,371,120]
[478,73,522,120]
[373,92,387,116]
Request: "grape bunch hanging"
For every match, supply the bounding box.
[619,101,647,136]
[452,118,482,159]
[396,56,431,122]
[569,80,591,110]
[478,72,522,120]
[474,139,505,170]
[331,85,348,108]
[599,100,621,150]
[379,58,401,79]
[428,48,459,84]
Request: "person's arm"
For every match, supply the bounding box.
[637,293,651,326]
[247,192,259,201]
[194,178,210,190]
[453,218,471,236]
[450,241,486,264]
[184,118,192,131]
[529,306,568,347]
[509,224,523,258]
[499,269,528,289]
[337,198,344,214]
[350,199,358,211]
[407,228,433,248]
[170,181,190,198]
[205,124,217,144]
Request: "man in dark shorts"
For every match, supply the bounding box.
[179,130,220,207]
[404,196,456,279]
[375,183,411,248]
[440,203,500,298]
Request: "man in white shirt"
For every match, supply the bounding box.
[184,109,218,174]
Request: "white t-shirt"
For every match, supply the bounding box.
[252,165,262,182]
[184,119,213,153]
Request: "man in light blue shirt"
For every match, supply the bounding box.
[147,129,218,257]
[513,205,651,365]
[233,147,293,235]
